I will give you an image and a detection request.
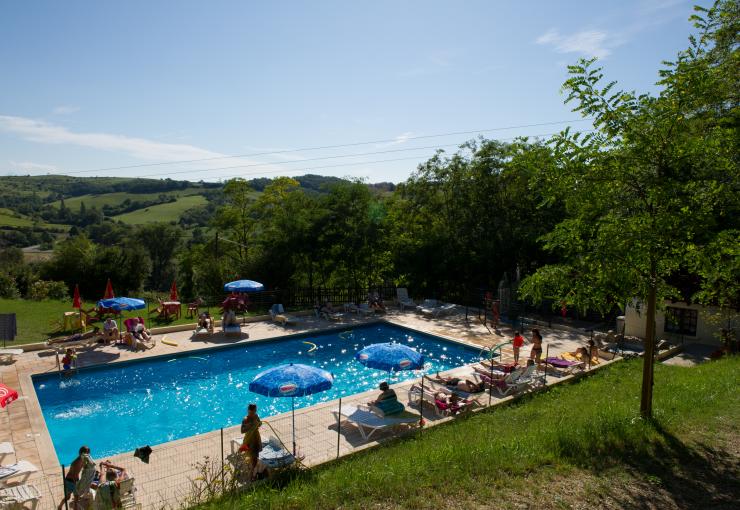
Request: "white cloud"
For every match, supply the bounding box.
[7,160,58,174]
[536,29,613,59]
[376,132,414,148]
[0,114,286,179]
[52,105,80,115]
[0,114,229,162]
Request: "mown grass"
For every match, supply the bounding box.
[113,195,207,224]
[197,357,739,510]
[0,298,270,345]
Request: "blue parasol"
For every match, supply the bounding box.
[249,363,333,454]
[96,297,146,311]
[355,342,424,372]
[223,280,265,293]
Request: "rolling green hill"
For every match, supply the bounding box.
[113,194,208,224]
[48,187,208,209]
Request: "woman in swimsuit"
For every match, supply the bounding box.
[530,328,543,363]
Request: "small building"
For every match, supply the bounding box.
[624,299,738,346]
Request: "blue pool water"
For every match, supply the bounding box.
[33,323,482,463]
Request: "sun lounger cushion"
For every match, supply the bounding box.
[371,399,405,417]
[544,357,581,368]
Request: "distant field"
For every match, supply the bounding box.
[49,187,206,209]
[113,195,208,224]
[0,208,67,230]
[0,208,36,227]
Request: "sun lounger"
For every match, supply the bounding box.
[357,303,374,316]
[0,483,41,509]
[490,365,544,396]
[0,444,12,463]
[0,460,38,485]
[416,299,438,314]
[315,308,343,321]
[47,329,101,348]
[223,324,242,337]
[270,304,301,326]
[334,405,418,441]
[544,357,584,373]
[395,288,416,311]
[407,384,477,416]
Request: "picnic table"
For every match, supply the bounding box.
[161,301,181,319]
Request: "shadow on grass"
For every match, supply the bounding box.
[555,420,739,509]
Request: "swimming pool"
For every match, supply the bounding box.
[33,323,483,463]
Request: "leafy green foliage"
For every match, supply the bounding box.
[520,0,739,317]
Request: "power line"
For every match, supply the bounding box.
[58,118,593,176]
[75,129,593,183]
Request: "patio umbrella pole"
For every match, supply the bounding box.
[292,396,296,456]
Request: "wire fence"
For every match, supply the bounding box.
[8,352,610,510]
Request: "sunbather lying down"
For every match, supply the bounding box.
[431,373,486,393]
[561,347,599,364]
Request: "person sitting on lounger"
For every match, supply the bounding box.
[96,469,122,509]
[131,318,151,342]
[432,373,485,393]
[368,291,386,313]
[368,381,397,405]
[197,312,213,330]
[222,309,238,327]
[103,318,119,344]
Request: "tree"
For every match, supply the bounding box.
[519,1,739,418]
[134,223,182,291]
[212,179,255,272]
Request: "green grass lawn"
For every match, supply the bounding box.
[0,298,272,345]
[196,357,740,510]
[113,195,207,224]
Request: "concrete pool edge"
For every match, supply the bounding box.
[24,317,481,471]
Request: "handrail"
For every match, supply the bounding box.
[478,340,512,362]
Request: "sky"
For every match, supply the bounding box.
[0,0,705,184]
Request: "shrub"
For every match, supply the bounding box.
[0,272,20,299]
[29,280,69,301]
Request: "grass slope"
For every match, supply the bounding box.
[198,357,740,510]
[0,208,65,229]
[48,188,206,209]
[113,195,207,224]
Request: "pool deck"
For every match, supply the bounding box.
[0,307,611,509]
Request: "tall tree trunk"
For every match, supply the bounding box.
[640,267,657,418]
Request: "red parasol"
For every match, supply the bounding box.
[103,278,115,299]
[72,284,82,309]
[0,383,18,409]
[169,280,178,301]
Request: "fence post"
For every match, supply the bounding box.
[543,344,549,385]
[488,357,493,407]
[220,427,225,491]
[336,397,342,459]
[418,375,425,430]
[61,464,69,510]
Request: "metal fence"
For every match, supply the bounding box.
[13,356,609,510]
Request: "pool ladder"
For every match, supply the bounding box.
[478,341,512,362]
